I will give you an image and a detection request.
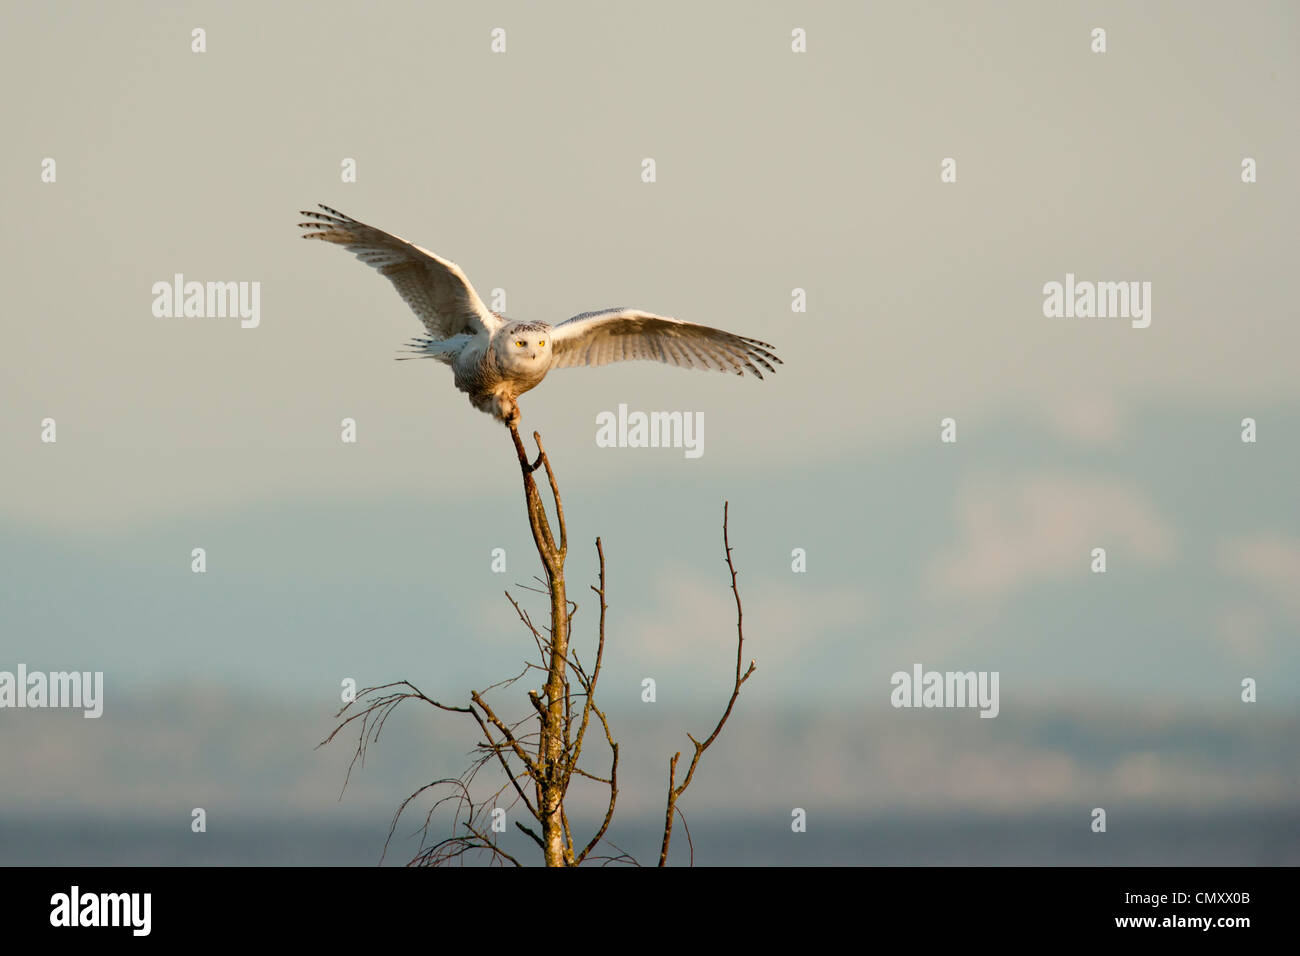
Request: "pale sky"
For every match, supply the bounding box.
[2,0,1296,531]
[0,3,1297,860]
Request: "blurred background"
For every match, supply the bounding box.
[1,0,1296,864]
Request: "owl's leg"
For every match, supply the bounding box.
[485,395,520,425]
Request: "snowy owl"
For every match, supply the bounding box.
[298,205,780,424]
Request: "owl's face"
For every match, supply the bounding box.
[496,323,551,371]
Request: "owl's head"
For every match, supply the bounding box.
[496,322,552,371]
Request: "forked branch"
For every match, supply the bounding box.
[657,501,756,866]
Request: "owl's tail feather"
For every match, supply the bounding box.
[396,334,469,364]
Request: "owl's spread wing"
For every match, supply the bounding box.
[547,309,781,378]
[299,205,500,339]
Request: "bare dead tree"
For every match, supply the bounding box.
[320,425,754,866]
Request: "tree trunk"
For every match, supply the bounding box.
[509,424,570,866]
[541,561,567,866]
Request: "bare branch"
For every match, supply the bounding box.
[657,501,756,866]
[533,430,567,557]
[571,538,608,772]
[319,681,474,800]
[470,690,541,781]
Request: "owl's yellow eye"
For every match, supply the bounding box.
[538,340,545,347]
[515,340,526,348]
